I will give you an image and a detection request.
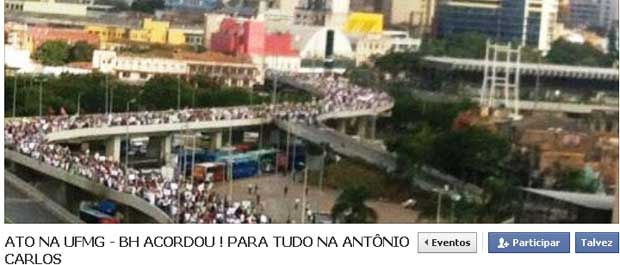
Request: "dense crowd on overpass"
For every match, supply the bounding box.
[4,73,393,224]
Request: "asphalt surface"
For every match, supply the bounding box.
[280,122,397,171]
[4,178,66,223]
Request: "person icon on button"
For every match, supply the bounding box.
[497,237,509,249]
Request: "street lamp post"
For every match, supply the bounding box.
[434,185,450,224]
[105,74,109,114]
[109,78,114,113]
[177,75,181,110]
[450,193,462,223]
[125,99,136,173]
[271,71,278,105]
[301,166,308,224]
[77,93,83,116]
[12,75,18,117]
[227,159,234,202]
[38,78,43,117]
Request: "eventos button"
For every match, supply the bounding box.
[575,232,619,253]
[418,232,477,253]
[488,232,570,253]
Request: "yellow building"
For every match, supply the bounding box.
[85,25,128,43]
[344,12,384,34]
[167,29,187,46]
[129,18,171,44]
[86,18,189,46]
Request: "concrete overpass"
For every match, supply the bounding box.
[5,171,83,223]
[424,56,619,81]
[5,149,173,224]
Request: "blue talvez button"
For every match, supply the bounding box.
[575,232,619,253]
[488,232,570,253]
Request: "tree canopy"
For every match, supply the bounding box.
[331,186,378,223]
[34,40,97,65]
[69,41,96,62]
[546,39,612,67]
[34,41,71,66]
[130,0,166,14]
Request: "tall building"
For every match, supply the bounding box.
[566,0,619,31]
[597,0,619,31]
[388,0,437,29]
[436,0,559,52]
[293,0,350,27]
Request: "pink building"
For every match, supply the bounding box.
[210,18,297,57]
[29,26,99,50]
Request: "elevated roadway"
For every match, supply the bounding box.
[5,149,173,224]
[5,170,83,223]
[424,56,619,81]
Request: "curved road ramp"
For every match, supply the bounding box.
[5,171,83,224]
[5,149,173,224]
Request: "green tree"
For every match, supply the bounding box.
[345,66,378,87]
[444,32,488,59]
[554,169,601,193]
[331,186,378,223]
[130,0,165,14]
[545,39,611,67]
[34,41,70,66]
[69,41,95,62]
[140,76,193,110]
[431,127,511,185]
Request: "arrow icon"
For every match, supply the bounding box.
[425,239,429,246]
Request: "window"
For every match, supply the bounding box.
[140,73,148,79]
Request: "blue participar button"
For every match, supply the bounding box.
[575,232,619,253]
[488,232,570,253]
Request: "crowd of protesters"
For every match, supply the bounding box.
[4,73,392,224]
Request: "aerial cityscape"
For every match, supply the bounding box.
[3,0,619,224]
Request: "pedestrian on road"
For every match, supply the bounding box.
[247,184,253,195]
[284,185,288,197]
[294,198,300,210]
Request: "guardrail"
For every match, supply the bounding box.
[46,118,271,143]
[5,149,173,224]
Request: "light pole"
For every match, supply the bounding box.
[434,185,450,224]
[271,70,278,105]
[38,77,46,117]
[177,75,181,110]
[227,159,234,202]
[77,93,83,116]
[450,193,462,223]
[301,166,308,224]
[105,74,109,114]
[12,75,18,117]
[109,77,114,113]
[125,98,136,173]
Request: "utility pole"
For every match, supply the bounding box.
[435,185,449,224]
[77,93,82,116]
[12,75,17,117]
[228,160,234,202]
[272,71,278,105]
[105,74,109,114]
[177,75,181,110]
[301,166,308,224]
[38,78,43,117]
[125,99,136,174]
[109,76,114,113]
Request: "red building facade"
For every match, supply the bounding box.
[210,18,297,57]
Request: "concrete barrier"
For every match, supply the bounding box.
[46,118,272,143]
[5,170,84,224]
[5,149,173,224]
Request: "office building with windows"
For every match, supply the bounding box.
[436,0,559,52]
